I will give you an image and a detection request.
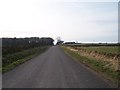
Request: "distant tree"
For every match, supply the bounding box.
[56,37,64,45]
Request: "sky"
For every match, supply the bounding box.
[0,0,119,43]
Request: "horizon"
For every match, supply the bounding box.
[1,37,118,44]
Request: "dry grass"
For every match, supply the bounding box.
[66,46,119,71]
[62,46,119,84]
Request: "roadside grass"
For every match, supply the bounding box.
[2,46,50,73]
[62,46,119,85]
[2,55,35,73]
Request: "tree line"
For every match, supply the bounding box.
[2,37,54,47]
[2,37,54,55]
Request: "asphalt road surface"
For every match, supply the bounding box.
[3,46,115,88]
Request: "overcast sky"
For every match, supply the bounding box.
[0,0,119,42]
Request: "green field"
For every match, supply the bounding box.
[77,46,119,54]
[62,46,119,84]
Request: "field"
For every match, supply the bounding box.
[62,45,120,84]
[69,45,119,61]
[78,46,118,54]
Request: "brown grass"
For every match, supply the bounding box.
[66,46,119,71]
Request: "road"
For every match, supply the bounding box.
[3,46,115,88]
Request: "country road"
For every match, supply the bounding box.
[3,46,115,88]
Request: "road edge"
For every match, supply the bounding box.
[60,46,118,88]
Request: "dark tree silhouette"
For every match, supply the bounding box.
[2,37,54,55]
[2,37,54,47]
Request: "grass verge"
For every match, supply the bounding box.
[61,46,119,85]
[2,46,50,73]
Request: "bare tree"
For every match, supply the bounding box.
[56,37,64,45]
